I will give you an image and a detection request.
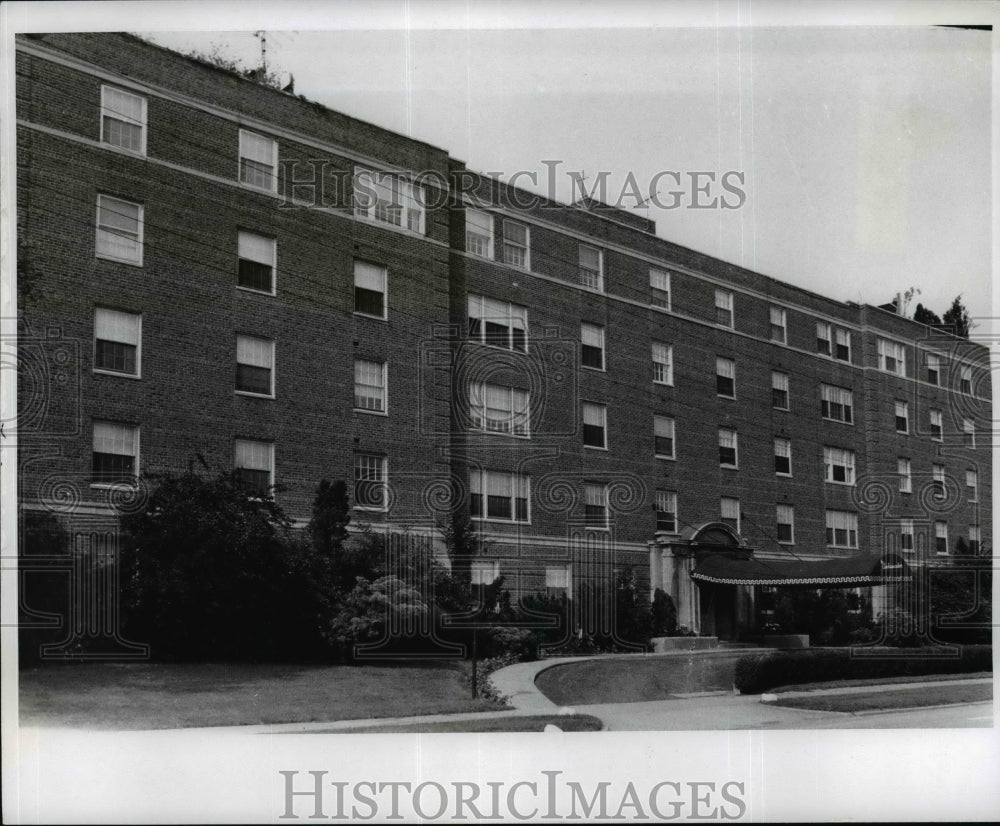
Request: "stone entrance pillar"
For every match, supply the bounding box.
[648,537,701,635]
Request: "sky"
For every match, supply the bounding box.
[139,20,991,324]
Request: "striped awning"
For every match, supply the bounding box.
[690,550,911,587]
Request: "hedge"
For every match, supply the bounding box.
[734,645,992,694]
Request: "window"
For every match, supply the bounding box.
[354,454,387,510]
[650,268,671,309]
[583,482,608,528]
[93,308,140,376]
[720,497,740,532]
[968,526,981,554]
[470,470,530,523]
[771,371,789,410]
[826,510,858,548]
[774,438,792,476]
[237,231,276,293]
[834,328,851,361]
[900,519,914,553]
[92,421,138,485]
[716,357,735,397]
[353,168,424,233]
[960,365,973,395]
[471,560,500,587]
[465,209,493,258]
[963,419,975,448]
[655,490,678,533]
[966,469,978,502]
[895,401,909,434]
[654,416,675,459]
[581,323,605,370]
[579,245,603,290]
[898,458,912,493]
[468,295,528,352]
[503,220,529,268]
[715,289,733,327]
[816,321,832,356]
[930,409,943,441]
[100,85,146,153]
[652,342,673,385]
[935,521,948,555]
[776,505,795,544]
[878,338,906,376]
[824,446,856,485]
[932,464,946,501]
[769,307,787,343]
[718,427,738,468]
[95,195,143,265]
[239,129,277,191]
[235,335,274,396]
[354,261,387,318]
[469,382,530,436]
[354,359,386,412]
[234,438,273,493]
[926,353,940,386]
[582,403,607,449]
[821,384,853,424]
[545,565,571,594]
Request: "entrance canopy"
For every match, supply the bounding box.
[690,550,911,587]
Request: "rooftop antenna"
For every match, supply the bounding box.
[254,30,268,74]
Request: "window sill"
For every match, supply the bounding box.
[582,526,610,532]
[96,253,143,268]
[236,285,277,297]
[353,506,388,513]
[773,406,790,412]
[353,212,426,238]
[653,381,674,388]
[825,481,855,487]
[239,181,278,195]
[235,391,275,399]
[354,312,388,322]
[469,340,529,355]
[583,444,609,452]
[717,394,736,401]
[777,541,795,546]
[720,465,739,471]
[100,141,147,158]
[354,408,388,417]
[90,481,138,490]
[470,430,531,440]
[821,418,855,427]
[655,455,676,462]
[581,365,606,373]
[93,369,141,380]
[776,472,793,478]
[471,517,531,526]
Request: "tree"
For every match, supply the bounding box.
[913,303,941,326]
[942,295,972,338]
[308,479,351,554]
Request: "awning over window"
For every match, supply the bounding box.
[690,550,911,587]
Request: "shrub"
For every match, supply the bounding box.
[734,645,992,694]
[651,588,677,636]
[323,575,429,661]
[464,652,520,705]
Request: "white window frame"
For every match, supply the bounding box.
[581,322,605,371]
[825,509,859,549]
[91,420,140,487]
[769,307,787,343]
[655,489,678,533]
[969,525,981,551]
[834,327,852,362]
[823,446,856,486]
[354,260,388,320]
[583,482,609,530]
[771,371,789,410]
[654,415,676,460]
[720,497,741,533]
[898,457,912,493]
[465,209,494,259]
[579,244,604,291]
[930,408,943,442]
[966,469,978,502]
[237,231,277,295]
[900,519,914,553]
[774,437,792,476]
[582,402,608,450]
[238,129,278,192]
[932,463,946,500]
[469,382,530,437]
[650,268,671,310]
[470,470,531,524]
[821,383,854,425]
[926,352,941,385]
[233,438,274,491]
[235,334,275,398]
[963,419,976,448]
[467,294,528,352]
[353,167,425,234]
[100,85,147,154]
[95,194,143,266]
[502,220,530,269]
[652,342,673,386]
[935,521,949,556]
[715,289,734,328]
[93,307,142,378]
[354,453,388,512]
[354,359,387,414]
[960,365,973,395]
[471,560,500,587]
[545,564,572,592]
[776,504,795,545]
[816,321,832,356]
[716,356,736,398]
[878,337,907,376]
[719,427,738,469]
[894,400,909,434]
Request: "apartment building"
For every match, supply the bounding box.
[16,33,991,640]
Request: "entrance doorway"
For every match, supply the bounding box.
[699,584,737,641]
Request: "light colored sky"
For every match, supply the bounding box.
[141,22,990,322]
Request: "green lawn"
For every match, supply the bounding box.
[535,653,745,705]
[19,661,505,730]
[323,714,604,733]
[771,682,992,713]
